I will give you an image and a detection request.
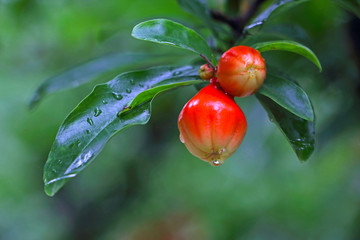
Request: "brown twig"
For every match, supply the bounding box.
[200,54,217,70]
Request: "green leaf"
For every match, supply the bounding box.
[256,93,315,161]
[258,74,314,121]
[333,0,360,18]
[244,0,309,35]
[252,40,322,71]
[43,66,202,196]
[29,52,170,108]
[132,19,216,65]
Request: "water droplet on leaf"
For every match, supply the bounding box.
[86,129,90,134]
[87,118,94,126]
[179,134,185,143]
[102,100,108,104]
[130,79,135,85]
[94,108,102,117]
[126,89,132,93]
[112,92,123,100]
[139,83,144,87]
[173,71,181,76]
[212,160,222,166]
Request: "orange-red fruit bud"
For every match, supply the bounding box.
[178,83,247,166]
[217,45,266,97]
[199,64,215,81]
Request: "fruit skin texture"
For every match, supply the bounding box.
[217,45,266,97]
[178,82,247,166]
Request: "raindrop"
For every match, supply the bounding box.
[112,92,123,100]
[126,89,132,93]
[139,83,144,87]
[173,71,181,76]
[179,134,185,143]
[130,79,135,85]
[298,146,305,151]
[102,100,108,104]
[87,118,94,126]
[94,108,102,117]
[212,160,222,166]
[86,129,90,134]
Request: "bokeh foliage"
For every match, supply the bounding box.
[0,0,360,239]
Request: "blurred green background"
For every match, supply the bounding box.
[1,0,360,239]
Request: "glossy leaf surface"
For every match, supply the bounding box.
[244,0,309,35]
[256,94,315,161]
[258,74,314,121]
[252,40,322,71]
[132,19,216,64]
[30,52,165,108]
[43,66,202,196]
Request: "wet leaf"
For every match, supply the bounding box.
[132,19,216,64]
[43,66,202,196]
[257,94,315,161]
[258,74,314,121]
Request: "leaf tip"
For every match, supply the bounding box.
[28,89,44,109]
[131,28,139,40]
[304,112,315,122]
[295,140,315,162]
[44,187,56,197]
[29,85,48,109]
[318,64,323,72]
[314,57,322,72]
[296,152,313,162]
[44,179,59,197]
[43,174,76,197]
